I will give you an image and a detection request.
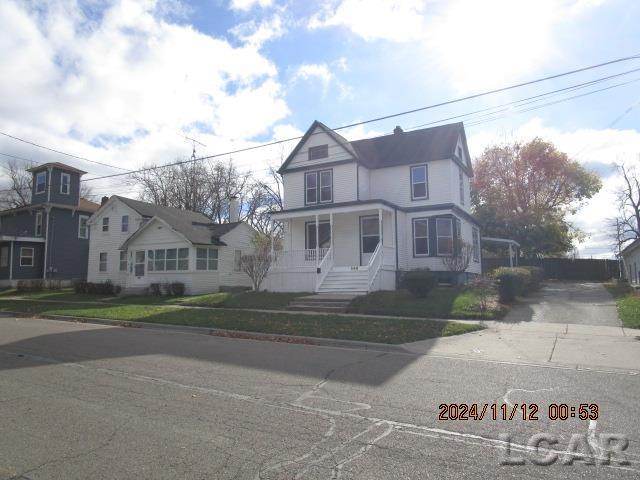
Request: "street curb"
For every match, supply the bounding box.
[0,311,411,353]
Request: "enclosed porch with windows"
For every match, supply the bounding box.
[267,202,397,293]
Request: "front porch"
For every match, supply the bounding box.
[268,203,397,293]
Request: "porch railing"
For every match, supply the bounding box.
[367,242,383,290]
[315,247,334,292]
[270,248,330,269]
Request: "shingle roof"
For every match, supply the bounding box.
[79,198,100,212]
[350,123,466,169]
[26,162,88,175]
[112,196,243,245]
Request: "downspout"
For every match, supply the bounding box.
[394,208,399,288]
[42,207,51,280]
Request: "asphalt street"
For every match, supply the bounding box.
[0,316,638,479]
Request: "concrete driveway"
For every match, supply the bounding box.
[504,281,621,326]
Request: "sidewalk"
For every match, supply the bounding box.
[404,321,640,372]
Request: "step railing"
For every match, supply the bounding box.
[367,242,383,291]
[315,246,334,292]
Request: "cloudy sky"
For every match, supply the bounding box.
[1,0,639,257]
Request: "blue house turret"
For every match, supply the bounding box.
[27,162,87,206]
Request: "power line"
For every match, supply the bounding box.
[0,131,130,172]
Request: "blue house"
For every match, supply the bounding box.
[0,162,99,287]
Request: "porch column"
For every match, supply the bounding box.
[315,214,319,267]
[329,212,333,251]
[378,208,383,246]
[508,243,513,268]
[8,241,13,281]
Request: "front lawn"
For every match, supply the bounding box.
[604,283,640,328]
[0,288,309,310]
[0,299,483,344]
[347,288,503,320]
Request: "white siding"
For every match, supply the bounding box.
[282,162,358,210]
[215,223,255,289]
[87,200,143,286]
[286,126,353,169]
[623,244,640,284]
[369,159,452,208]
[357,165,370,200]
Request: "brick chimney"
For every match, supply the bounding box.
[229,196,240,223]
[101,196,109,206]
[394,125,403,135]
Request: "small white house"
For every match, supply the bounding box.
[265,120,482,294]
[621,238,640,285]
[87,196,257,294]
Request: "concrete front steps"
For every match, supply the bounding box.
[317,269,369,294]
[287,293,359,313]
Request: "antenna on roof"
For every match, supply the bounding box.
[177,133,207,161]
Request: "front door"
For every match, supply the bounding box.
[134,250,146,284]
[360,216,380,266]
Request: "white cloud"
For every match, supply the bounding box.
[229,0,273,12]
[0,0,290,193]
[229,14,284,48]
[291,61,352,100]
[469,117,640,258]
[309,0,608,92]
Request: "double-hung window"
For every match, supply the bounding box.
[472,227,480,262]
[410,165,428,200]
[78,215,89,239]
[35,211,43,237]
[99,252,107,272]
[234,250,242,272]
[35,172,46,194]
[121,215,129,232]
[412,218,429,256]
[102,217,109,232]
[196,248,218,270]
[304,170,332,204]
[60,173,70,194]
[119,251,127,271]
[20,247,34,267]
[436,218,453,256]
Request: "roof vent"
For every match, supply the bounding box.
[394,126,403,135]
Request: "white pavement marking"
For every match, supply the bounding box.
[503,387,556,407]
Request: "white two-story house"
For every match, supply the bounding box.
[265,121,482,294]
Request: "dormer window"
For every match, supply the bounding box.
[410,164,428,200]
[60,173,70,194]
[308,144,328,160]
[35,172,46,194]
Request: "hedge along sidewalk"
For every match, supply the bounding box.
[0,299,485,344]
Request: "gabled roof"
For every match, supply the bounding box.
[277,121,472,174]
[79,198,100,212]
[277,120,357,173]
[620,237,640,256]
[102,196,245,246]
[27,162,87,175]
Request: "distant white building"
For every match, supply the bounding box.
[87,196,256,294]
[266,120,482,294]
[621,238,640,285]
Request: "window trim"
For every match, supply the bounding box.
[102,217,109,232]
[20,247,34,267]
[304,169,333,205]
[458,167,465,205]
[359,215,380,256]
[99,252,108,272]
[412,217,429,257]
[121,215,129,233]
[78,215,89,239]
[304,220,331,250]
[308,144,329,161]
[436,217,454,256]
[35,211,43,237]
[35,172,46,194]
[60,172,71,195]
[119,251,127,271]
[410,164,428,200]
[234,250,242,272]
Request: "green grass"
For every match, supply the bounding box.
[604,283,640,328]
[347,288,503,320]
[0,299,483,344]
[0,288,309,310]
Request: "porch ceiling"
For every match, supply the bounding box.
[270,201,395,220]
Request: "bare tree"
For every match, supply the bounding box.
[441,241,473,273]
[0,160,93,209]
[613,162,640,247]
[240,234,272,291]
